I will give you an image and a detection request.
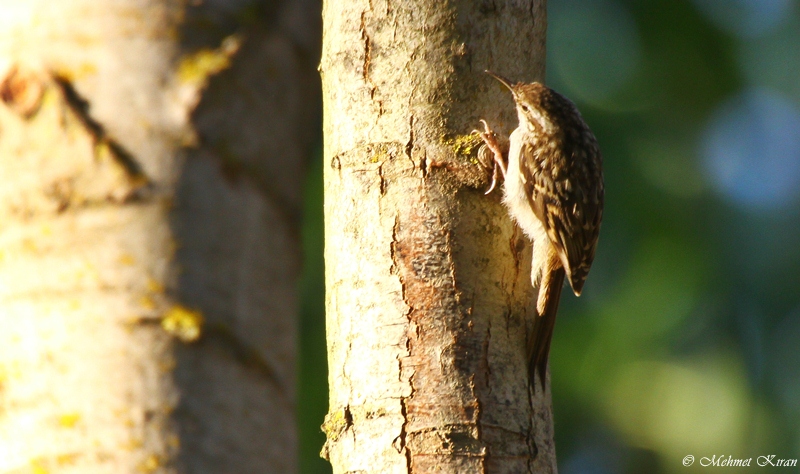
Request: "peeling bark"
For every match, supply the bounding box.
[321,0,556,472]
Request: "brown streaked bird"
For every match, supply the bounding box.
[476,71,604,390]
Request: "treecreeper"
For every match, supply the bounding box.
[476,71,604,390]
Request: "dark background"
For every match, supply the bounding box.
[299,0,800,472]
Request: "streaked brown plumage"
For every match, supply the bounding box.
[477,71,604,390]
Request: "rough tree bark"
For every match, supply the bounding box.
[321,0,554,473]
[0,1,318,473]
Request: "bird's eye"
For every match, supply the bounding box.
[521,105,530,112]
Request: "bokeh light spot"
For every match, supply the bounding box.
[701,88,800,210]
[548,0,642,107]
[594,238,703,343]
[737,16,800,103]
[630,135,705,198]
[605,357,749,462]
[692,0,792,37]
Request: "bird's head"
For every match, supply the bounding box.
[486,70,556,135]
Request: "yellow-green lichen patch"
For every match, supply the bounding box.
[56,453,79,466]
[161,305,204,342]
[442,132,483,160]
[51,63,98,83]
[138,454,161,473]
[146,278,164,294]
[57,412,81,428]
[321,406,352,442]
[177,35,241,86]
[366,143,392,163]
[30,458,49,474]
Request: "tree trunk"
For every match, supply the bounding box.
[321,0,555,473]
[0,1,318,472]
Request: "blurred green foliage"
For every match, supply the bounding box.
[298,148,330,474]
[299,1,800,473]
[547,0,800,472]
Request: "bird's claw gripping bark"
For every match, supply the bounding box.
[474,119,507,195]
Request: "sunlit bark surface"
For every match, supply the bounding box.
[321,0,556,472]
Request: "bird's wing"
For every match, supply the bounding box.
[518,137,603,294]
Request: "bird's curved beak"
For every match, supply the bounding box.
[485,70,515,96]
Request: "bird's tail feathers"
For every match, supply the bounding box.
[528,266,566,391]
